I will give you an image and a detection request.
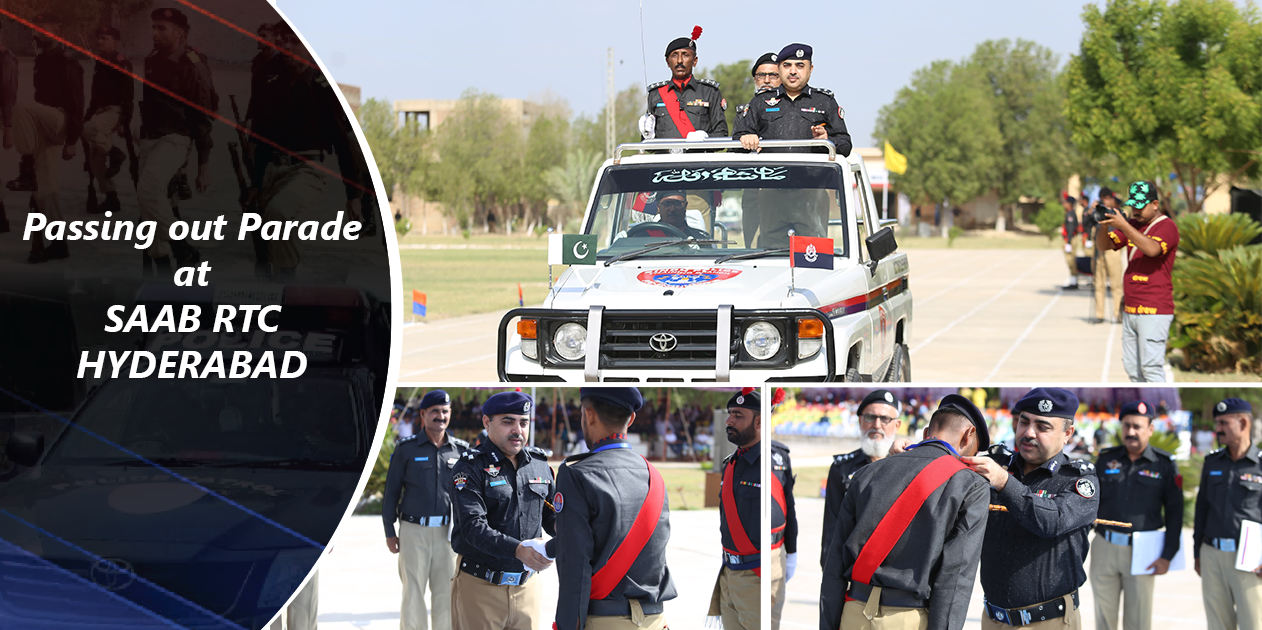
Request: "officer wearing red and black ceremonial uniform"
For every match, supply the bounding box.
[547,387,676,630]
[708,388,763,630]
[83,26,134,216]
[0,17,18,232]
[821,394,991,630]
[383,389,470,630]
[770,434,798,630]
[1090,400,1183,630]
[733,43,851,157]
[450,391,556,630]
[969,388,1100,629]
[644,27,727,140]
[16,12,84,263]
[1194,397,1262,630]
[821,389,902,569]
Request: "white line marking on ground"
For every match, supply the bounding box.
[910,258,1049,356]
[400,352,496,378]
[915,259,1009,308]
[984,288,1063,382]
[402,333,497,356]
[1102,320,1119,382]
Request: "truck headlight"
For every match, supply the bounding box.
[797,317,824,359]
[553,323,587,361]
[743,321,781,361]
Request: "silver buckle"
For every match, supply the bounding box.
[1217,538,1237,552]
[500,572,522,586]
[1020,610,1032,625]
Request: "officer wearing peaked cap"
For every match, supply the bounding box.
[1194,397,1262,630]
[821,394,991,630]
[737,52,782,248]
[822,390,903,570]
[1091,400,1183,630]
[733,43,851,157]
[383,389,470,630]
[544,388,676,630]
[709,388,765,630]
[644,26,728,140]
[450,391,556,630]
[967,388,1099,629]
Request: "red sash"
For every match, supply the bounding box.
[851,456,965,585]
[769,471,787,549]
[657,84,696,135]
[589,456,665,600]
[721,456,760,576]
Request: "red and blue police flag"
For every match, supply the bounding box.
[790,235,833,270]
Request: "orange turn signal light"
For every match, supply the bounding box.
[518,319,538,339]
[797,318,824,339]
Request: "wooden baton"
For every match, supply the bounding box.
[989,504,1132,529]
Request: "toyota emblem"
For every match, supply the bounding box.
[649,333,678,353]
[90,558,136,591]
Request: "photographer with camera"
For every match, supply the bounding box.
[1095,181,1179,383]
[1089,189,1125,324]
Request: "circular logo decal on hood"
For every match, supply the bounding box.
[636,268,742,288]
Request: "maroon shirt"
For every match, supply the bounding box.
[1105,215,1179,315]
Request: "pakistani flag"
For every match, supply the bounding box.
[549,234,598,265]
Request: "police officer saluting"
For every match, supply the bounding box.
[548,388,675,630]
[708,388,763,630]
[450,391,556,630]
[644,27,727,140]
[733,43,851,157]
[966,388,1100,629]
[1194,397,1262,630]
[822,389,902,570]
[83,25,134,216]
[820,395,991,630]
[383,389,470,630]
[1091,400,1183,630]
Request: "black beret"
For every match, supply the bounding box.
[1118,400,1153,420]
[937,394,989,452]
[777,43,812,63]
[727,388,760,411]
[152,8,190,30]
[420,390,451,409]
[483,391,533,417]
[665,37,695,57]
[580,387,644,412]
[751,52,778,76]
[1014,387,1079,420]
[1214,397,1252,417]
[95,26,122,39]
[858,389,900,415]
[1099,187,1115,200]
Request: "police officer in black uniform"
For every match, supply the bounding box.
[644,27,727,140]
[547,387,675,630]
[967,388,1100,629]
[708,388,762,630]
[820,394,991,630]
[1194,397,1262,630]
[737,52,780,247]
[0,18,17,232]
[383,389,470,630]
[244,22,277,125]
[83,26,134,216]
[770,437,798,630]
[450,391,556,630]
[1091,400,1183,630]
[821,389,903,569]
[733,43,851,157]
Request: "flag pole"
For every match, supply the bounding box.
[547,227,555,295]
[787,229,796,297]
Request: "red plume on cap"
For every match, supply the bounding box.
[740,386,756,396]
[772,388,786,406]
[691,25,703,41]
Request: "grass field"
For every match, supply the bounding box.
[1173,369,1262,383]
[660,466,716,511]
[794,466,830,501]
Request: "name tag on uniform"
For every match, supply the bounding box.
[488,478,508,487]
[1210,470,1224,476]
[415,457,429,462]
[656,103,665,107]
[1138,469,1161,479]
[765,107,780,112]
[1104,469,1121,474]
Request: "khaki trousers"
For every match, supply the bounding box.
[717,566,760,630]
[138,134,192,258]
[1093,248,1123,321]
[838,587,928,630]
[981,594,1080,630]
[1201,544,1262,630]
[83,107,120,194]
[450,560,541,630]
[1064,241,1085,279]
[769,545,786,630]
[260,159,327,269]
[1090,536,1154,630]
[399,521,456,630]
[13,103,66,220]
[269,570,318,630]
[585,600,666,630]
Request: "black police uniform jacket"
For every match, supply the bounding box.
[1193,442,1262,559]
[820,441,990,630]
[140,45,215,165]
[450,441,556,573]
[980,451,1099,610]
[645,76,728,138]
[732,84,852,157]
[381,431,470,538]
[821,448,870,568]
[1095,445,1183,560]
[550,435,676,630]
[86,52,134,126]
[33,46,85,146]
[0,45,15,129]
[719,444,760,565]
[770,441,798,556]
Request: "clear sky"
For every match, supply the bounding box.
[278,0,1100,147]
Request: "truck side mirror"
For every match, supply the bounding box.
[865,227,897,263]
[6,430,45,468]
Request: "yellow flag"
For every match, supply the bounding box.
[884,141,908,175]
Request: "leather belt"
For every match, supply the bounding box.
[722,550,760,569]
[847,583,925,608]
[401,513,449,527]
[1100,529,1131,546]
[1210,538,1238,552]
[984,591,1079,626]
[460,560,531,586]
[588,599,665,617]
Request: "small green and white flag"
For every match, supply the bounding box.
[548,234,598,265]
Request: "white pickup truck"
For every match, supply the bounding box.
[497,138,911,383]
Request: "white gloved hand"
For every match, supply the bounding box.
[685,130,709,142]
[1064,243,1073,253]
[1085,239,1094,249]
[638,114,656,140]
[785,552,798,581]
[522,538,554,562]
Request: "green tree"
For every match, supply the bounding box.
[357,98,399,198]
[543,148,603,230]
[1064,0,1262,213]
[573,85,649,159]
[427,90,529,233]
[699,59,755,134]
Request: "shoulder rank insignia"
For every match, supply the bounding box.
[696,77,720,88]
[186,51,200,64]
[836,452,855,463]
[814,87,834,96]
[315,75,329,88]
[647,80,668,91]
[755,85,775,94]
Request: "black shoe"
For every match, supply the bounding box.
[170,239,200,267]
[27,237,66,263]
[171,205,181,220]
[105,147,126,178]
[91,192,120,215]
[7,155,36,192]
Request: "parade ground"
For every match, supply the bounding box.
[399,247,1136,383]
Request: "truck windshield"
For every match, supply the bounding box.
[586,162,848,259]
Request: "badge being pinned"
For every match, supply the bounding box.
[553,492,564,513]
[1075,478,1096,498]
[454,473,468,491]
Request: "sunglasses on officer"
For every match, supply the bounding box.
[860,413,899,426]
